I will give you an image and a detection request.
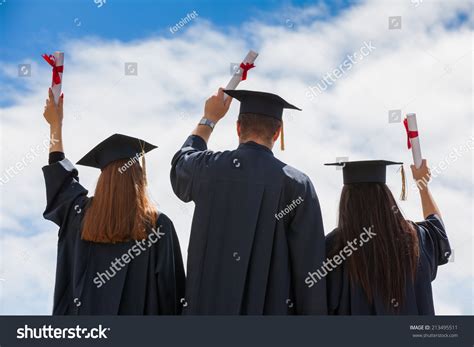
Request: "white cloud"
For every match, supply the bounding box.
[0,0,472,314]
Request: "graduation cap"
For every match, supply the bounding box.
[223,89,302,150]
[77,134,157,182]
[325,160,407,200]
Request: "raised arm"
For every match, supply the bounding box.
[43,88,64,154]
[170,88,231,202]
[41,88,88,228]
[191,87,232,144]
[411,159,450,279]
[411,159,442,220]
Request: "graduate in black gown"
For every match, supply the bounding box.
[323,159,450,315]
[170,88,326,315]
[42,88,185,315]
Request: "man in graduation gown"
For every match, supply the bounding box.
[170,88,327,314]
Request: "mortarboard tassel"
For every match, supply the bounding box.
[280,121,285,151]
[140,141,147,186]
[400,164,407,201]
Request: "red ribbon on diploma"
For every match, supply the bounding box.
[403,118,419,149]
[42,54,64,85]
[239,62,255,81]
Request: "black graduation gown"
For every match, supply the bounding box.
[42,156,185,315]
[326,214,451,315]
[170,135,327,315]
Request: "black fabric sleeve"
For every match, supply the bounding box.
[287,176,327,314]
[49,151,65,164]
[170,135,211,202]
[415,214,451,281]
[42,157,88,229]
[155,215,186,315]
[325,230,342,315]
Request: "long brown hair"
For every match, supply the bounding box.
[81,159,158,243]
[330,183,419,309]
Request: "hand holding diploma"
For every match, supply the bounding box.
[42,51,64,105]
[43,88,63,126]
[192,88,232,144]
[404,113,423,169]
[204,88,233,123]
[43,88,64,153]
[224,50,259,100]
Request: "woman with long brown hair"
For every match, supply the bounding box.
[324,160,450,315]
[42,88,185,315]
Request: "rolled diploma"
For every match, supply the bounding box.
[223,50,258,101]
[51,51,64,104]
[406,113,422,168]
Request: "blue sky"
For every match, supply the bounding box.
[0,0,357,107]
[0,0,355,63]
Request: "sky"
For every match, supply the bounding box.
[0,0,472,315]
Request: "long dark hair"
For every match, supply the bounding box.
[330,183,419,309]
[81,159,157,243]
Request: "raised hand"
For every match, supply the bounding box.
[410,159,431,190]
[43,88,64,127]
[203,87,232,123]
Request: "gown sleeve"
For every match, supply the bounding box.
[155,215,186,314]
[415,214,451,281]
[287,176,327,314]
[325,230,343,315]
[42,152,88,230]
[170,135,211,202]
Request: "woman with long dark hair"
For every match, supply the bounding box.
[324,160,450,315]
[42,88,185,315]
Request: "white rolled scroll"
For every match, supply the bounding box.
[224,50,258,100]
[405,113,422,168]
[42,51,64,104]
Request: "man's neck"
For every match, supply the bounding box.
[239,137,273,150]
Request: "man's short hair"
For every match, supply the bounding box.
[238,113,282,144]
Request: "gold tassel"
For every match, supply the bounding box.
[280,121,285,151]
[140,141,147,186]
[400,165,407,201]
